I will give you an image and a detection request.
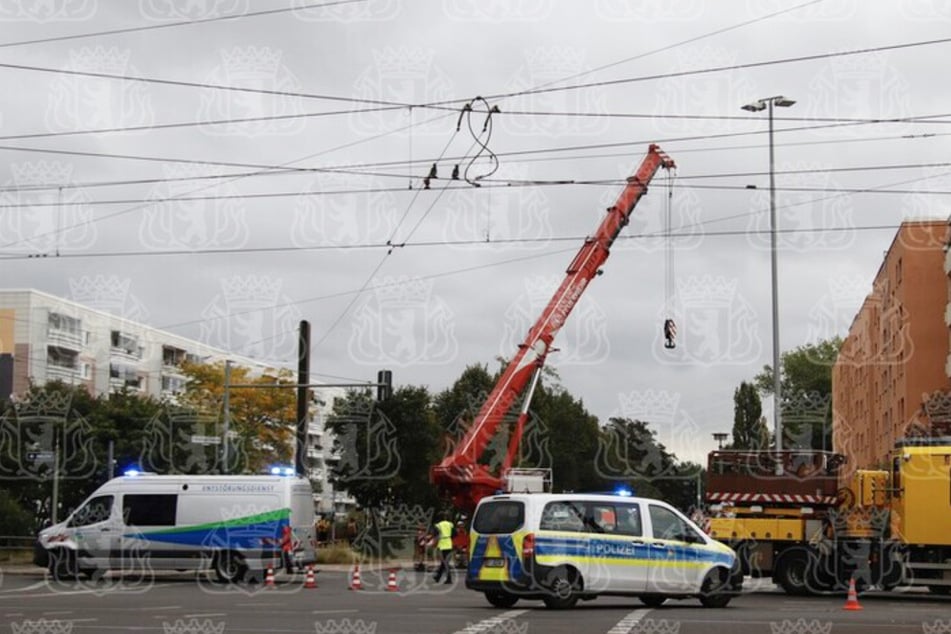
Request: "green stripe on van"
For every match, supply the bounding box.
[145,508,291,535]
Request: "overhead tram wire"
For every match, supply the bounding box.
[1,111,947,197]
[4,159,951,211]
[0,0,368,49]
[0,110,457,252]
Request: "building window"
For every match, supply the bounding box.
[48,312,81,336]
[110,331,142,358]
[47,346,78,369]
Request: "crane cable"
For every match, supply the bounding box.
[663,168,677,350]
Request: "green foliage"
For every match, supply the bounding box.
[732,381,768,449]
[754,337,841,450]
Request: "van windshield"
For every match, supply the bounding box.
[473,500,524,534]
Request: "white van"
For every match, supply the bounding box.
[466,493,741,609]
[34,474,317,583]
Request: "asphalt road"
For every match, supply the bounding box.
[0,568,949,634]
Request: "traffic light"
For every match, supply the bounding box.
[377,370,392,402]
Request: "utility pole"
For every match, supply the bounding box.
[222,360,231,474]
[296,320,310,478]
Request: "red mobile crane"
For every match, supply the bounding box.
[431,144,676,512]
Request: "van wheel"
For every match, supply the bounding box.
[775,551,810,596]
[48,549,78,581]
[542,566,580,609]
[484,591,519,608]
[699,569,732,608]
[214,551,247,583]
[639,594,668,608]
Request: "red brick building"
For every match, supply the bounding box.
[832,220,950,474]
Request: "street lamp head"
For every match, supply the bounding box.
[773,96,796,108]
[741,100,767,112]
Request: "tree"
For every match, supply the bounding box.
[326,386,441,510]
[732,381,768,449]
[754,337,841,450]
[178,361,297,473]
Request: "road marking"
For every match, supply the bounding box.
[183,613,228,618]
[312,609,359,614]
[451,609,528,634]
[607,609,651,634]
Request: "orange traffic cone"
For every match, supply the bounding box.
[264,567,276,588]
[843,577,862,611]
[304,565,317,589]
[349,564,363,591]
[386,568,399,592]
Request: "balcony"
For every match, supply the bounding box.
[47,364,79,382]
[110,331,143,360]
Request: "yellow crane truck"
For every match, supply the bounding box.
[705,437,951,595]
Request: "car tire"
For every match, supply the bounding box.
[775,552,810,596]
[542,566,580,609]
[699,569,732,608]
[484,590,519,608]
[214,550,248,584]
[638,594,668,608]
[48,549,78,582]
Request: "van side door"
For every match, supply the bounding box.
[585,501,649,593]
[67,494,117,570]
[120,494,179,571]
[645,503,707,593]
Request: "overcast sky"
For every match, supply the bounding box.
[1,0,949,466]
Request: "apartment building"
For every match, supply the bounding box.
[0,288,354,515]
[832,220,951,472]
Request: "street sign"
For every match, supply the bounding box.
[27,451,55,463]
[190,435,221,445]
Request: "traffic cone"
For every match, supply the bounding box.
[843,577,862,611]
[386,568,399,592]
[264,567,276,588]
[304,565,317,589]
[349,564,363,591]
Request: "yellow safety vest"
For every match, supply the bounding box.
[436,520,454,550]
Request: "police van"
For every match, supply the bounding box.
[466,493,741,609]
[34,473,317,582]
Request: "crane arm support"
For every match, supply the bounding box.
[431,144,675,511]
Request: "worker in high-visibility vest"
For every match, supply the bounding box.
[432,512,454,584]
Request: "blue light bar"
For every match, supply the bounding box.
[124,469,141,477]
[614,486,633,497]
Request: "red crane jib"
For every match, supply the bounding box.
[431,144,676,512]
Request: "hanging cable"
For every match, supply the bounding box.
[663,168,677,350]
[455,96,501,187]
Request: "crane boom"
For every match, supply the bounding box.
[431,144,676,511]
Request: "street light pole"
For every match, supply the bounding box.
[742,95,795,472]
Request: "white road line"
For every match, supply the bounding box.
[607,609,651,634]
[311,609,359,614]
[182,613,228,618]
[451,609,529,634]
